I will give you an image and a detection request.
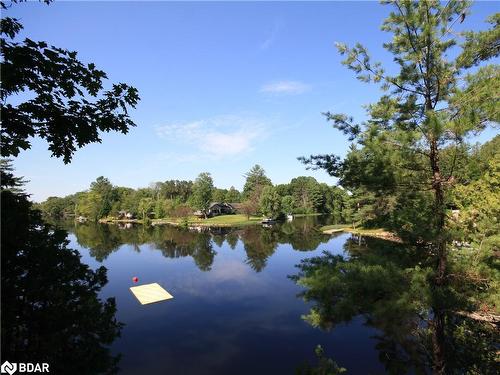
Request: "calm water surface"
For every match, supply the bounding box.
[65,217,386,374]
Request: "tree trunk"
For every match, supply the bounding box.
[431,310,446,375]
[429,138,447,283]
[429,137,447,375]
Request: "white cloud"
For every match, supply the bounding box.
[155,115,267,160]
[260,35,275,50]
[260,18,284,50]
[260,80,311,95]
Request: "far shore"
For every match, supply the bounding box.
[97,215,403,242]
[96,216,401,241]
[98,213,321,228]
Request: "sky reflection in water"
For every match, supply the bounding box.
[65,218,384,374]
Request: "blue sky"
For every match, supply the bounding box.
[7,1,498,202]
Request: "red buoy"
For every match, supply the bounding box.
[132,276,139,283]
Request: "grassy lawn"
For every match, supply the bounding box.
[151,214,262,227]
[194,214,262,226]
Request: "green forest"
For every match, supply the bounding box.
[36,164,352,223]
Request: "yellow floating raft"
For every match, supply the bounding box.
[129,282,174,305]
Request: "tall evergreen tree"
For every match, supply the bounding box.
[243,164,272,198]
[300,1,499,372]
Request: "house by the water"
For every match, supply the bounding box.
[194,202,237,218]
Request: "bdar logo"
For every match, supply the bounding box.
[1,361,17,375]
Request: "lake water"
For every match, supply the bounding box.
[64,217,388,374]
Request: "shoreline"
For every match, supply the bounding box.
[321,225,402,243]
[99,215,262,228]
[98,213,325,228]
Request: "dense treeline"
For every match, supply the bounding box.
[37,164,352,222]
[39,133,497,226]
[344,135,499,234]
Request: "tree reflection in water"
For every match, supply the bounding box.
[290,236,499,374]
[278,219,327,251]
[1,180,122,374]
[62,216,333,273]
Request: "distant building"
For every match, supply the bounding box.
[194,202,236,218]
[228,203,242,214]
[208,202,235,216]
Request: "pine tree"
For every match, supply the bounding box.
[300,2,499,372]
